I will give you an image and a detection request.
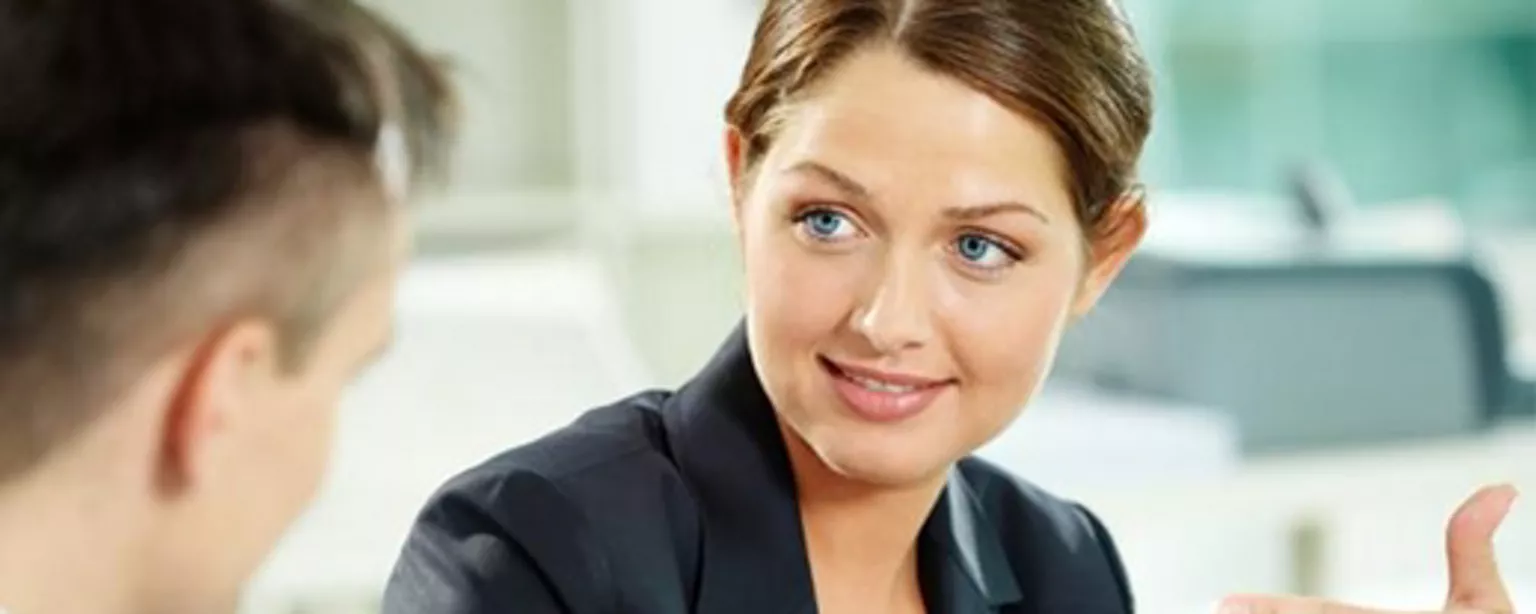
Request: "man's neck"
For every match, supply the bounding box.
[0,470,141,614]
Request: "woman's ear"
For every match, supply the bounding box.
[1071,187,1148,319]
[723,125,749,234]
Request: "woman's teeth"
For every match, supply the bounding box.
[846,374,917,394]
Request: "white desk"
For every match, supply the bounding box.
[978,383,1241,492]
[1076,422,1536,613]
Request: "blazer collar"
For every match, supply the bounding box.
[661,324,1023,612]
[921,473,1025,610]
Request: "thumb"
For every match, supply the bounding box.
[1444,483,1518,612]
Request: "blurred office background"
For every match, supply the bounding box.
[245,1,1536,612]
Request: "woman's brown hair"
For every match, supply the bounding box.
[725,0,1153,237]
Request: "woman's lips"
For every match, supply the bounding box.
[819,357,953,423]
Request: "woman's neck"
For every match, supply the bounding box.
[780,424,947,614]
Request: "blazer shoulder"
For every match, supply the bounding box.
[956,456,1136,611]
[434,389,675,509]
[386,390,691,614]
[955,456,1095,540]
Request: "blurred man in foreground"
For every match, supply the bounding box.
[0,0,455,612]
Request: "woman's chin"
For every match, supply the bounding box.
[782,409,963,489]
[813,440,954,489]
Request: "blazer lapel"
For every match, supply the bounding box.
[919,474,1024,613]
[662,324,818,614]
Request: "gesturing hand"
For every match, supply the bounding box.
[1218,484,1520,614]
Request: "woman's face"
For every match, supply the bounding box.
[729,46,1140,487]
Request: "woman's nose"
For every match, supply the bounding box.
[851,256,935,355]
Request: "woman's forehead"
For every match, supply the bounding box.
[761,49,1075,219]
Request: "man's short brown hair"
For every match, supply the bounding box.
[0,0,457,478]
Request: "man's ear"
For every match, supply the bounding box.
[1071,188,1147,320]
[159,319,281,494]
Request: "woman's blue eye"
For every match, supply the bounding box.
[799,209,857,240]
[954,234,1018,269]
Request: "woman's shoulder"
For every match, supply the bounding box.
[954,456,1135,610]
[955,455,1107,538]
[384,390,703,614]
[428,389,685,516]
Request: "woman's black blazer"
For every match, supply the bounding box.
[383,325,1135,614]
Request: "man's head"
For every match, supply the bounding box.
[0,0,454,611]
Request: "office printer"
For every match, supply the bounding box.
[1054,189,1533,454]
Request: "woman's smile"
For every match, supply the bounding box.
[817,356,956,423]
